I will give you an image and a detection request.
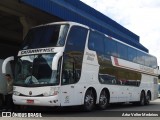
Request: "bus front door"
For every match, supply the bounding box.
[60,56,76,106]
[60,83,75,106]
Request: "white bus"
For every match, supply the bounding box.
[2,22,160,111]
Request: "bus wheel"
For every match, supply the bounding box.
[145,92,151,105]
[98,90,109,110]
[139,91,145,106]
[83,89,95,111]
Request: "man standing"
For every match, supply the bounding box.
[4,74,14,111]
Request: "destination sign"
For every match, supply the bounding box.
[18,47,55,56]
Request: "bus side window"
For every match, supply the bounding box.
[64,26,87,85]
[137,52,145,65]
[104,37,117,57]
[62,55,77,85]
[88,30,105,54]
[65,26,88,52]
[117,42,127,59]
[128,47,137,62]
[62,70,69,84]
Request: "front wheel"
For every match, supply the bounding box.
[98,90,109,110]
[83,89,95,111]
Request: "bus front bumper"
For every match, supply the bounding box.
[13,95,60,106]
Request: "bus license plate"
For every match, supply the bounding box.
[27,99,34,104]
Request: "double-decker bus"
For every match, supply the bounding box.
[2,22,159,111]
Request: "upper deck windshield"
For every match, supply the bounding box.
[21,24,69,50]
[14,54,61,87]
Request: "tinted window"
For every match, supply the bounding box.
[117,43,128,59]
[66,26,88,51]
[137,51,145,65]
[104,37,117,57]
[62,55,75,85]
[62,55,80,85]
[22,24,69,49]
[141,54,157,68]
[145,54,151,67]
[99,74,117,84]
[88,31,105,53]
[117,69,141,86]
[64,26,88,85]
[128,47,137,62]
[150,56,157,68]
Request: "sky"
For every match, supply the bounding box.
[81,0,160,66]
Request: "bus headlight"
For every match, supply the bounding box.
[13,91,20,96]
[43,92,49,97]
[49,90,59,96]
[49,87,59,96]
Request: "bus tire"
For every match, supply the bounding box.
[83,89,95,111]
[139,91,145,106]
[98,90,109,110]
[145,92,151,105]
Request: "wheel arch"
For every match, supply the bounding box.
[141,90,146,96]
[83,87,97,104]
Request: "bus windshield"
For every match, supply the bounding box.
[14,54,60,86]
[21,24,69,50]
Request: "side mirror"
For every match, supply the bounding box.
[52,52,63,70]
[2,56,14,74]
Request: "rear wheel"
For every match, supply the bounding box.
[145,92,151,105]
[139,91,145,106]
[98,90,109,110]
[83,89,95,111]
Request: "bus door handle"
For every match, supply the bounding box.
[71,86,74,88]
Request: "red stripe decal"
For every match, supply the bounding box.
[114,57,119,66]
